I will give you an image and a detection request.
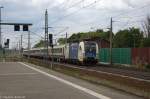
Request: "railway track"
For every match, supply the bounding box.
[53,62,150,81]
[25,57,150,98]
[24,57,150,81]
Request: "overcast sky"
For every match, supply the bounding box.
[0,0,150,48]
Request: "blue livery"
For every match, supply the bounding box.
[69,43,79,60]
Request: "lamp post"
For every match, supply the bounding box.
[0,6,4,49]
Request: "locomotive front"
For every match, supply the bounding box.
[78,41,98,64]
[83,41,98,64]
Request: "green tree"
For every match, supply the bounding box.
[142,15,150,37]
[67,29,110,43]
[113,27,143,48]
[140,38,150,47]
[68,33,85,42]
[96,29,104,33]
[34,40,44,48]
[34,29,110,46]
[58,38,67,45]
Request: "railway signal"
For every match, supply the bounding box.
[49,34,53,46]
[4,39,9,48]
[23,25,29,31]
[14,25,20,31]
[14,24,29,31]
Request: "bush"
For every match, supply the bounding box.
[146,64,150,69]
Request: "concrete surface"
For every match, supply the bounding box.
[0,62,143,99]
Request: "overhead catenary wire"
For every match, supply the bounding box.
[28,1,68,33]
[10,1,150,48]
[29,0,101,37]
[64,0,84,10]
[112,3,150,19]
[68,2,150,31]
[50,0,102,25]
[47,0,102,38]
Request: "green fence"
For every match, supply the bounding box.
[99,48,131,64]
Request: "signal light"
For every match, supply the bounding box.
[23,25,28,31]
[4,42,7,46]
[49,34,53,46]
[14,25,20,31]
[7,39,9,45]
[4,39,10,48]
[6,39,9,48]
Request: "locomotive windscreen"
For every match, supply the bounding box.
[84,42,96,58]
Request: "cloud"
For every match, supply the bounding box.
[0,0,150,48]
[95,0,131,10]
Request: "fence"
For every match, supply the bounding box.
[99,48,150,65]
[0,49,20,62]
[99,48,109,63]
[99,48,131,64]
[132,48,150,65]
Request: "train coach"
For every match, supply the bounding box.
[23,40,99,65]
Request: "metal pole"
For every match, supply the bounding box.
[28,31,30,60]
[134,38,135,48]
[21,34,22,52]
[17,42,19,55]
[55,39,57,45]
[51,45,53,69]
[19,39,20,55]
[66,32,67,45]
[0,6,4,49]
[133,34,136,48]
[45,9,49,61]
[20,34,23,60]
[109,17,113,65]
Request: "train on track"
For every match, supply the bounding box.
[23,40,99,64]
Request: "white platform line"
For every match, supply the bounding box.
[0,73,38,76]
[19,62,111,99]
